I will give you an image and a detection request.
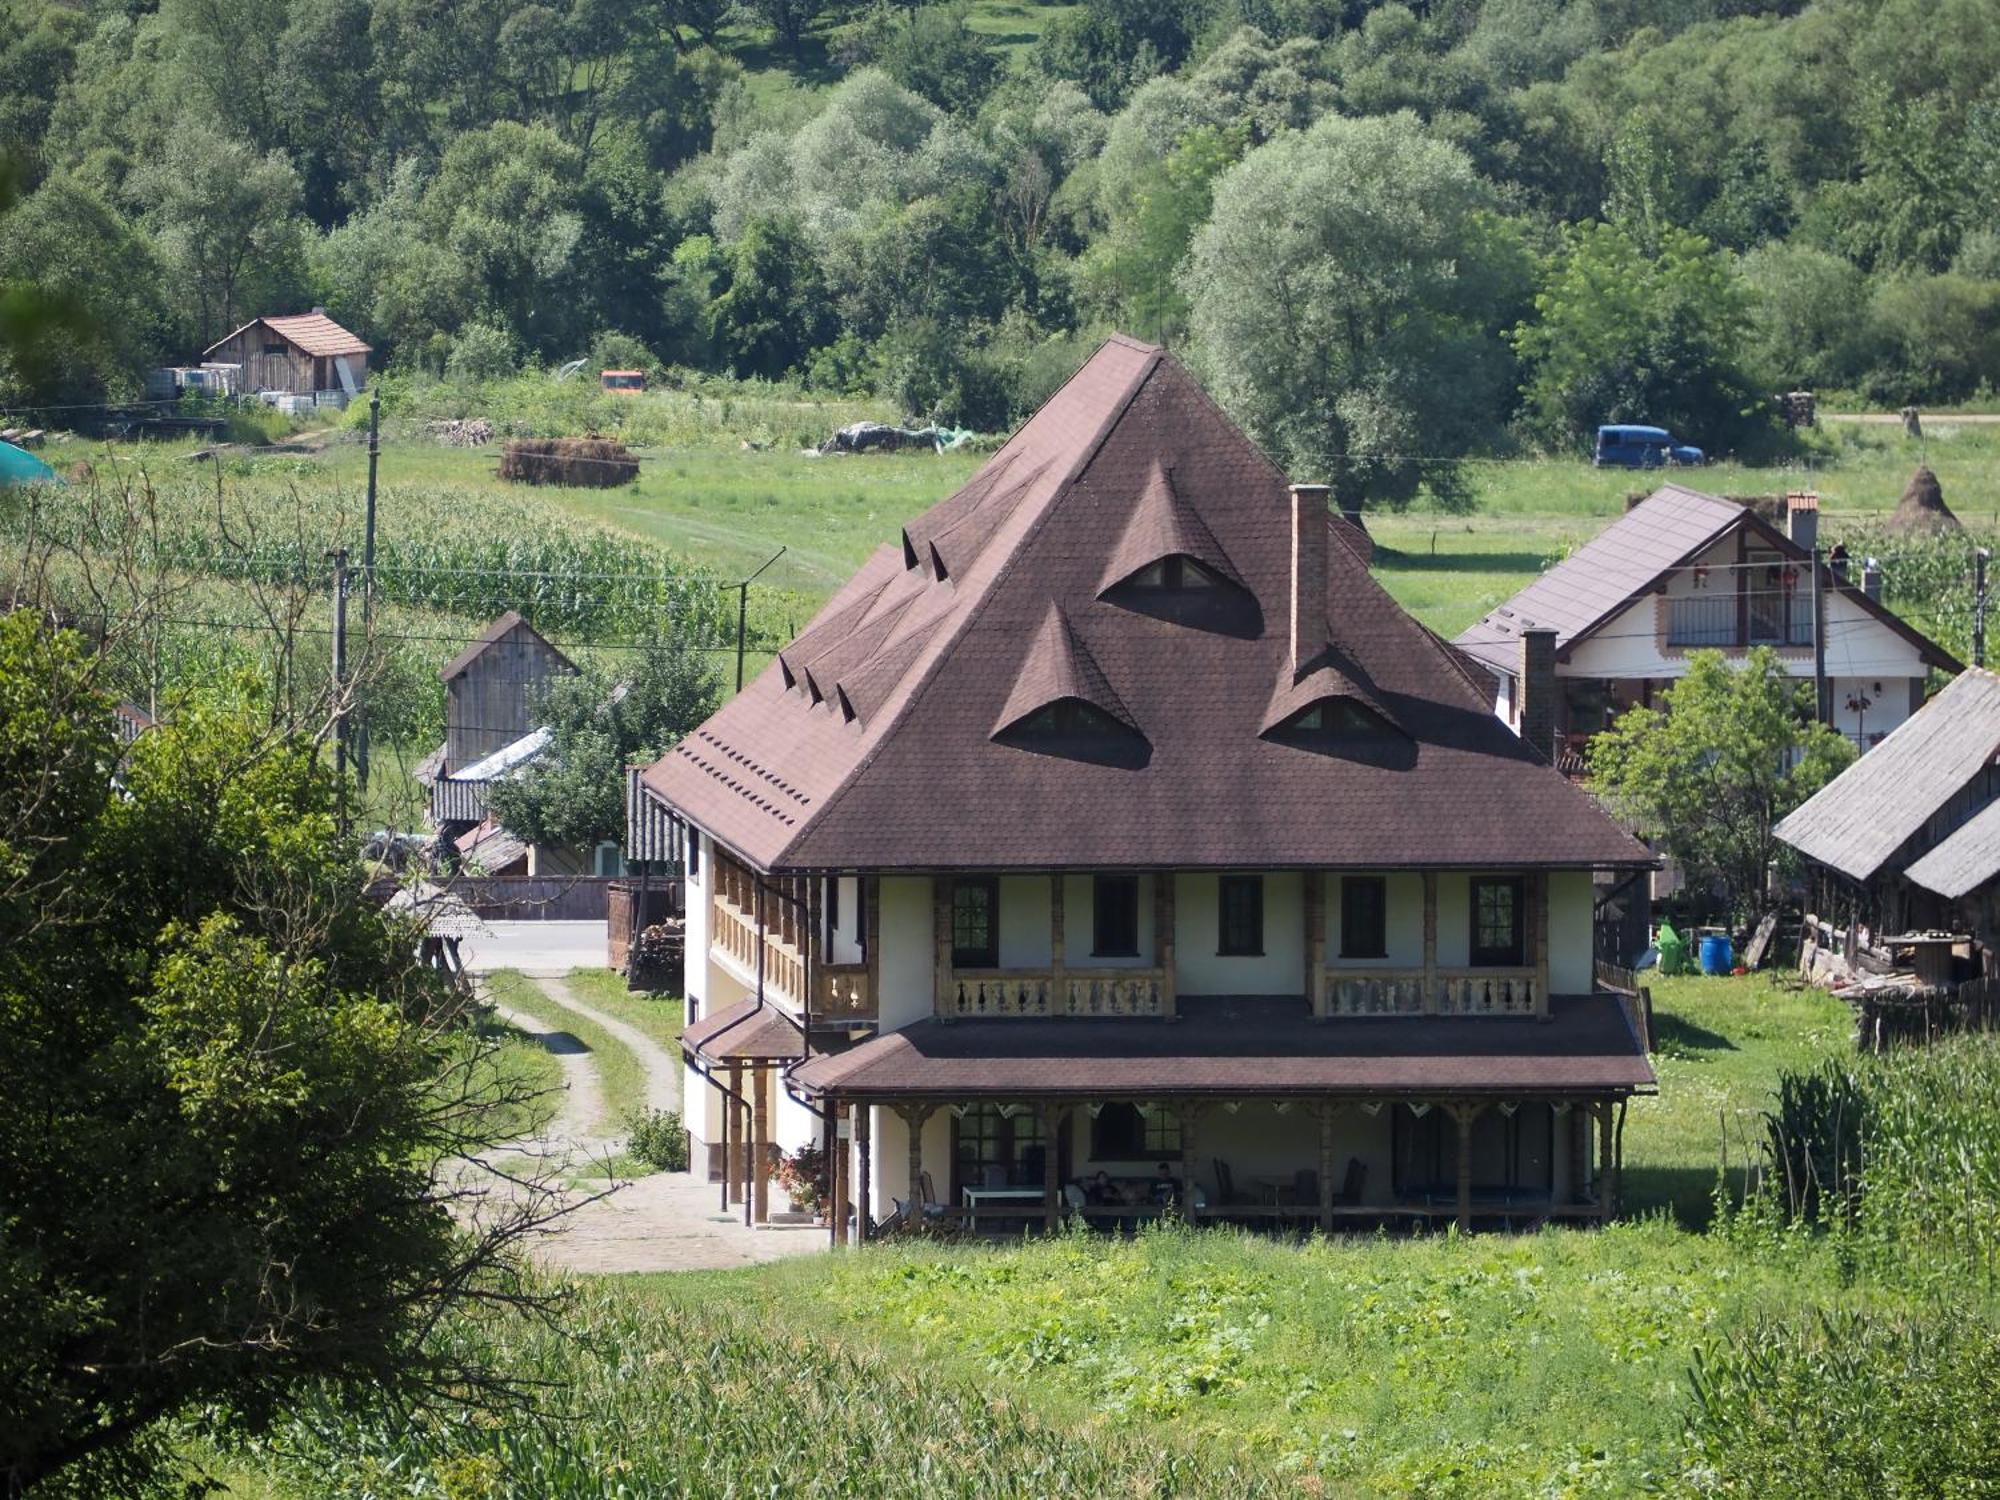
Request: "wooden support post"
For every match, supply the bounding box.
[933,877,954,1017]
[1178,1101,1201,1219]
[1455,1103,1476,1232]
[855,1104,872,1243]
[1042,1104,1062,1232]
[830,1104,848,1248]
[724,1061,741,1208]
[738,1086,752,1228]
[1050,874,1067,1012]
[1597,1101,1616,1221]
[1569,1101,1588,1207]
[1533,872,1551,1017]
[752,1063,770,1225]
[1318,1102,1338,1233]
[864,875,880,1010]
[1157,875,1177,1019]
[899,1103,933,1212]
[1305,872,1326,1017]
[1422,872,1440,1012]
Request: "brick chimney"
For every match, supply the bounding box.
[1786,491,1819,553]
[1518,627,1559,763]
[1289,484,1330,673]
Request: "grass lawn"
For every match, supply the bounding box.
[561,966,686,1053]
[471,1009,565,1142]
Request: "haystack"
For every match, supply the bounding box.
[499,435,638,488]
[1886,464,1963,536]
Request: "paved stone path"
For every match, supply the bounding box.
[490,973,823,1274]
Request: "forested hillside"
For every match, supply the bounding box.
[4,0,1999,506]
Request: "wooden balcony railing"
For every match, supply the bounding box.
[943,968,1167,1019]
[815,962,875,1020]
[711,896,806,1010]
[1317,968,1540,1017]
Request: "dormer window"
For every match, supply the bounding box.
[1015,698,1127,736]
[1126,555,1222,590]
[1269,698,1398,745]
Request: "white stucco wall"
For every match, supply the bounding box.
[1435,873,1471,967]
[876,876,934,1029]
[1548,870,1593,993]
[1325,871,1425,967]
[1173,871,1305,995]
[997,874,1053,967]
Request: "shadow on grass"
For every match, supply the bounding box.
[1625,1164,1740,1230]
[1651,1012,1740,1054]
[1372,547,1557,574]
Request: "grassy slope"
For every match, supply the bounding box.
[562,965,686,1052]
[637,977,1870,1496]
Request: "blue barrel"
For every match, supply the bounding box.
[1699,933,1734,976]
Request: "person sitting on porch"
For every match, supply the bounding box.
[1085,1170,1116,1206]
[1151,1163,1180,1206]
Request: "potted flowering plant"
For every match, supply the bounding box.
[772,1142,828,1218]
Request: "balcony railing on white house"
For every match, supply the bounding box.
[1665,592,1811,649]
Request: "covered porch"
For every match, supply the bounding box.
[791,994,1654,1242]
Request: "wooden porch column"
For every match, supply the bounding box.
[933,878,954,1017]
[1422,872,1440,1012]
[855,1104,872,1242]
[752,1064,770,1225]
[1532,872,1551,1017]
[830,1103,849,1248]
[1156,876,1177,1019]
[898,1103,934,1212]
[1597,1102,1616,1221]
[1042,1104,1062,1232]
[1318,1102,1338,1233]
[1551,1102,1572,1207]
[724,1061,742,1208]
[1305,872,1327,1017]
[1178,1101,1202,1218]
[864,876,881,1008]
[1454,1103,1478,1232]
[1050,875,1067,1013]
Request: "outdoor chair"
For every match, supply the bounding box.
[1211,1158,1250,1206]
[982,1163,1008,1189]
[1286,1168,1319,1207]
[1339,1157,1366,1207]
[916,1171,949,1220]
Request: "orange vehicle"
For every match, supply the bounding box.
[600,369,646,394]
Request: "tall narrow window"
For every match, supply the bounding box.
[1093,875,1140,957]
[1340,876,1388,959]
[826,875,841,931]
[951,876,999,968]
[1218,875,1263,956]
[1470,877,1525,966]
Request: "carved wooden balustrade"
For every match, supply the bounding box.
[815,962,875,1020]
[944,968,1167,1019]
[1317,969,1540,1017]
[710,896,807,1008]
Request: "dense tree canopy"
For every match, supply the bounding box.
[0,613,549,1497]
[4,0,2000,457]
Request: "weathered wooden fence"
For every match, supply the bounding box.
[1593,960,1654,1052]
[1857,976,2000,1053]
[458,875,613,921]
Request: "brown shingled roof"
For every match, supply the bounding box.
[993,602,1138,735]
[791,994,1655,1099]
[1098,458,1243,594]
[644,337,1651,873]
[682,998,805,1062]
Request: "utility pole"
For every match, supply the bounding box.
[357,389,381,788]
[1977,547,1990,669]
[329,547,350,832]
[1811,542,1828,724]
[734,546,787,693]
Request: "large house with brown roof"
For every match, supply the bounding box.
[1456,487,1958,771]
[640,337,1657,1240]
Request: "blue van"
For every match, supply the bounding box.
[1594,424,1704,468]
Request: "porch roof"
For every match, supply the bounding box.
[683,997,804,1063]
[790,994,1654,1100]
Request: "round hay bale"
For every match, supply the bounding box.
[1887,464,1963,536]
[498,435,639,488]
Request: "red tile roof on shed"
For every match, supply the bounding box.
[643,337,1651,873]
[204,312,373,360]
[790,994,1655,1099]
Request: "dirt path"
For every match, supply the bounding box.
[488,996,610,1148]
[535,975,681,1116]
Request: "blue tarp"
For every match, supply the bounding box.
[0,440,58,486]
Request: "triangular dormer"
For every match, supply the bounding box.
[1260,658,1405,750]
[1097,459,1244,597]
[991,604,1146,764]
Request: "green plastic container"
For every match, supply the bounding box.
[1657,922,1692,977]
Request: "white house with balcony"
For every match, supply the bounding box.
[1455,486,1959,771]
[640,338,1657,1242]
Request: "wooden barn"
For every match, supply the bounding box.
[202,311,372,405]
[437,610,578,774]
